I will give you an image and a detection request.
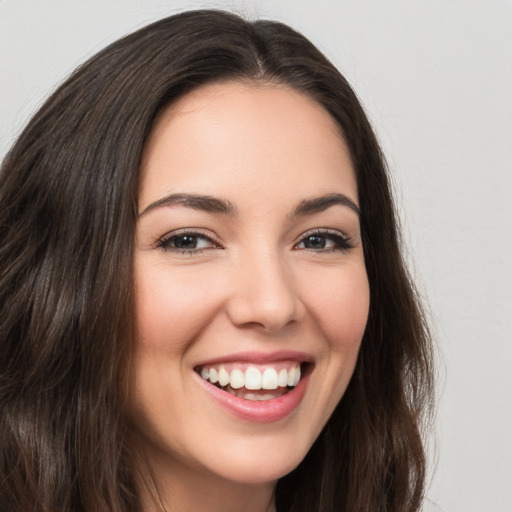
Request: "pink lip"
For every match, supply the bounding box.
[195,371,310,423]
[194,350,313,423]
[195,350,313,367]
[194,353,312,424]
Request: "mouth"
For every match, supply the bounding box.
[193,351,313,422]
[194,360,311,402]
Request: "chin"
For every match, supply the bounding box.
[195,428,316,485]
[207,452,305,486]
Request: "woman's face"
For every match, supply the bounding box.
[132,82,369,486]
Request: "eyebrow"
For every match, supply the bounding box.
[292,193,360,218]
[139,193,237,217]
[139,192,359,218]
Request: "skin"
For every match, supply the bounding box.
[131,81,370,512]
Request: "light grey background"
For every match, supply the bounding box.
[1,1,511,511]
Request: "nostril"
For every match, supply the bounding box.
[226,297,303,333]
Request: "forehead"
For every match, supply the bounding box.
[139,81,357,208]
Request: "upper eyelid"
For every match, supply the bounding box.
[156,229,222,249]
[159,228,218,240]
[295,227,349,241]
[300,227,347,236]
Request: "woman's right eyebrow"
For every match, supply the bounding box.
[138,193,237,217]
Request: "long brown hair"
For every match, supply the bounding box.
[0,10,434,512]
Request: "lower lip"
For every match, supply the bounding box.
[195,371,310,423]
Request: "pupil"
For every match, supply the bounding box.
[175,235,197,249]
[305,236,325,249]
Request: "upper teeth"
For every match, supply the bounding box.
[199,365,301,390]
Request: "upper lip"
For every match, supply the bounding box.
[194,350,314,367]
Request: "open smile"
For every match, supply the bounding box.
[196,361,305,400]
[194,352,313,422]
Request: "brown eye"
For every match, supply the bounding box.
[170,235,202,249]
[295,230,353,252]
[157,231,218,253]
[302,235,329,249]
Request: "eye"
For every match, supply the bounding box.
[156,230,219,254]
[295,230,353,252]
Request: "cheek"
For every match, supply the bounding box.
[294,262,369,440]
[306,263,370,351]
[134,260,219,351]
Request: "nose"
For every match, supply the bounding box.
[225,249,304,333]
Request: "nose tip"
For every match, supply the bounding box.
[226,257,303,333]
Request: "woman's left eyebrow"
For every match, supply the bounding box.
[291,193,360,218]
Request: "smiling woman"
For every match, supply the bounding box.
[132,82,369,494]
[0,9,434,512]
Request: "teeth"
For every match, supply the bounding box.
[294,366,301,386]
[245,367,262,390]
[287,367,295,387]
[198,363,302,391]
[237,391,283,401]
[230,369,244,389]
[262,368,278,390]
[218,367,230,387]
[209,368,219,384]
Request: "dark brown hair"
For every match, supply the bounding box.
[0,9,434,512]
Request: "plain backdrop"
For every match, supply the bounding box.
[1,1,511,511]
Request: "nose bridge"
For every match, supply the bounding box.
[226,242,302,331]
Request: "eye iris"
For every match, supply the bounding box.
[304,235,326,249]
[173,235,198,249]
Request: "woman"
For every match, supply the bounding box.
[0,9,434,512]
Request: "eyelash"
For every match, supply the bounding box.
[156,228,353,255]
[295,229,354,253]
[156,229,219,254]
